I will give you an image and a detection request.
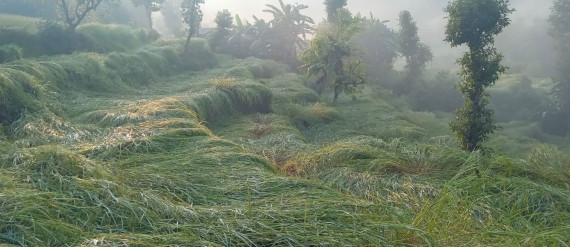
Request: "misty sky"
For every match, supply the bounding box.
[198,0,555,69]
[201,0,553,40]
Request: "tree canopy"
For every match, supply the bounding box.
[397,10,432,94]
[324,0,347,23]
[300,9,365,104]
[445,0,513,151]
[181,0,204,53]
[263,0,314,67]
[444,0,513,50]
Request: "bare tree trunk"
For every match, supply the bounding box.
[333,87,340,105]
[185,26,199,53]
[184,35,191,54]
[333,58,344,105]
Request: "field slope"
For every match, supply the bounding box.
[0,45,569,246]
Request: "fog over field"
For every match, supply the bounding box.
[1,0,569,245]
[198,0,555,71]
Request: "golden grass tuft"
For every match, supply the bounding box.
[211,77,237,88]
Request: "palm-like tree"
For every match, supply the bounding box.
[262,0,314,67]
[299,9,365,105]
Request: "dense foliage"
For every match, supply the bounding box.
[324,0,347,23]
[445,0,514,151]
[397,10,433,94]
[262,0,314,67]
[299,9,365,104]
[353,15,399,83]
[208,9,233,51]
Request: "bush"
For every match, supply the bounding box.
[37,21,73,55]
[36,22,157,56]
[489,76,549,123]
[180,39,217,70]
[138,29,161,43]
[0,44,22,63]
[0,27,40,57]
[409,71,463,113]
[76,24,150,53]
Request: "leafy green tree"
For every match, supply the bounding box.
[300,9,365,105]
[397,10,432,94]
[324,0,347,23]
[181,0,204,53]
[263,0,314,67]
[445,0,514,151]
[354,15,399,77]
[131,0,164,29]
[549,0,570,134]
[208,9,233,51]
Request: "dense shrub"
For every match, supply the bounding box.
[0,27,40,57]
[489,76,549,123]
[1,21,160,57]
[180,39,217,70]
[409,71,463,113]
[104,48,179,87]
[0,44,22,63]
[37,21,73,55]
[75,24,155,53]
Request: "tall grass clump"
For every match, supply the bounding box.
[0,146,201,246]
[180,39,217,71]
[0,27,40,57]
[104,49,174,87]
[1,18,159,57]
[76,24,158,53]
[517,145,570,187]
[190,82,273,123]
[0,42,216,129]
[0,44,22,63]
[246,59,289,79]
[0,14,40,33]
[285,137,465,177]
[224,58,289,80]
[38,22,160,55]
[0,66,49,125]
[283,137,466,205]
[413,152,570,246]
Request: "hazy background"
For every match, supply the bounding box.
[196,0,556,73]
[0,0,555,73]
